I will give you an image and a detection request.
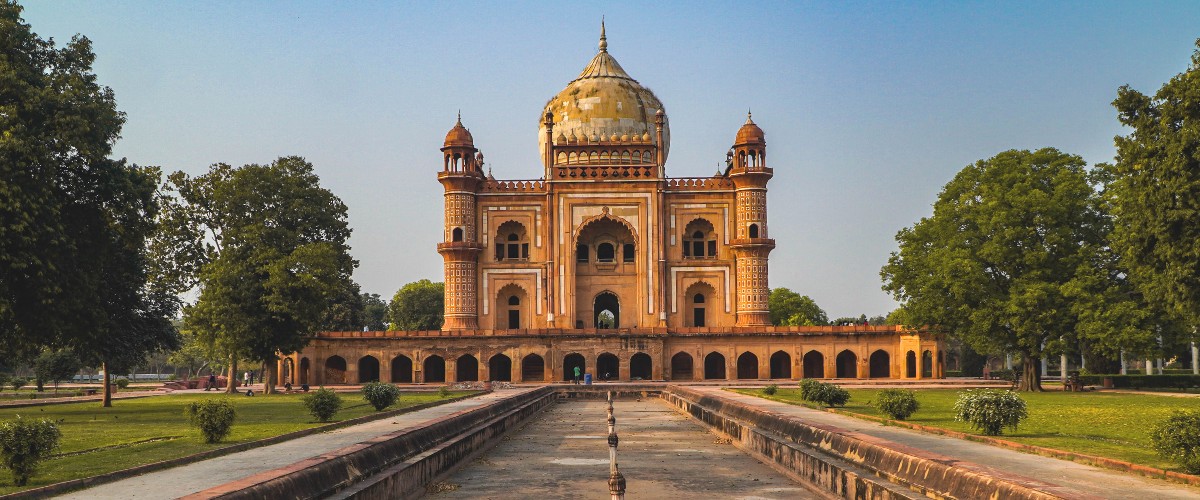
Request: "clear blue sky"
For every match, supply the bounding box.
[20,1,1200,319]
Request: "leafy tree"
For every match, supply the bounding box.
[153,157,358,395]
[767,288,828,326]
[882,149,1105,391]
[0,3,179,406]
[33,349,81,394]
[320,279,365,331]
[361,293,389,331]
[1105,40,1200,344]
[168,327,220,381]
[387,280,444,330]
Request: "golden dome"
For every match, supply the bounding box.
[734,111,764,146]
[443,113,474,148]
[539,22,670,162]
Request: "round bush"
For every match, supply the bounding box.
[115,378,130,389]
[798,379,822,401]
[362,381,401,411]
[185,399,236,443]
[1150,410,1200,474]
[761,384,778,396]
[9,378,26,392]
[875,389,920,420]
[0,416,61,486]
[303,388,343,422]
[953,389,1027,436]
[437,386,451,399]
[814,383,851,407]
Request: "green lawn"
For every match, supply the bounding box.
[733,387,1200,473]
[0,390,473,494]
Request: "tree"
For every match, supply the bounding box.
[387,280,444,330]
[767,288,827,326]
[33,349,80,394]
[881,148,1105,391]
[361,293,389,331]
[0,4,179,406]
[168,327,220,381]
[1105,40,1200,344]
[153,157,358,394]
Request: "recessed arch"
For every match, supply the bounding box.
[737,352,759,379]
[597,352,620,381]
[684,282,716,328]
[671,352,694,380]
[770,350,792,379]
[802,350,825,378]
[748,223,760,238]
[906,351,917,378]
[522,354,545,382]
[452,227,463,242]
[869,350,891,378]
[704,352,727,380]
[391,355,413,383]
[456,354,479,382]
[299,357,310,385]
[683,218,717,259]
[573,211,639,243]
[495,283,529,330]
[488,354,512,382]
[358,355,380,383]
[836,350,858,379]
[630,353,652,380]
[424,355,445,383]
[563,353,586,381]
[594,291,619,329]
[922,350,933,378]
[324,356,347,384]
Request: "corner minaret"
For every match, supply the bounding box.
[728,112,775,326]
[438,114,485,330]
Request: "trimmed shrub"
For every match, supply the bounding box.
[0,416,61,486]
[437,386,451,398]
[814,383,851,407]
[9,378,26,392]
[798,379,822,401]
[362,381,401,411]
[115,378,130,389]
[185,399,236,443]
[953,389,1027,436]
[875,389,920,420]
[303,388,343,422]
[761,384,778,396]
[1150,410,1200,474]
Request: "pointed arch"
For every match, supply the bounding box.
[736,352,759,379]
[770,350,792,379]
[572,209,639,243]
[391,355,413,383]
[488,354,512,382]
[671,352,694,381]
[869,350,891,378]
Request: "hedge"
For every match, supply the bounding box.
[1078,374,1200,389]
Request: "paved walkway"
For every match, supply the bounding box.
[436,398,818,499]
[55,389,535,500]
[692,386,1200,499]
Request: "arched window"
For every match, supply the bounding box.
[507,295,520,328]
[622,243,635,262]
[748,224,760,238]
[685,283,715,328]
[576,244,589,262]
[597,242,615,262]
[452,227,463,242]
[495,221,529,262]
[683,219,717,259]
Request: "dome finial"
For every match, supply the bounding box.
[457,109,462,125]
[599,17,607,52]
[746,109,753,124]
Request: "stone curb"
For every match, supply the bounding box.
[0,390,488,500]
[0,393,154,409]
[801,401,1200,487]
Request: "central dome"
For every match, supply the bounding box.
[539,23,670,163]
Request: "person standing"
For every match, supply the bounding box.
[243,371,250,388]
[207,373,216,391]
[573,365,581,384]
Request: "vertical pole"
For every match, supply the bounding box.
[1146,359,1153,374]
[1060,353,1068,382]
[1120,350,1126,375]
[1005,353,1012,370]
[1192,342,1198,375]
[607,391,625,500]
[1080,354,1086,372]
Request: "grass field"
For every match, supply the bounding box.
[733,387,1200,473]
[0,390,472,493]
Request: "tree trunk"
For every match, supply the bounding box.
[101,361,112,407]
[1018,354,1043,391]
[226,355,238,394]
[263,359,277,395]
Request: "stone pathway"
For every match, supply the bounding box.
[693,386,1200,499]
[54,389,535,500]
[434,398,818,499]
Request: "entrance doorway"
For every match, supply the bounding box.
[594,292,619,328]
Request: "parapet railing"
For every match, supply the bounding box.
[315,325,920,339]
[482,179,545,193]
[664,177,734,190]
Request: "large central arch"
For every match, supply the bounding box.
[594,292,620,329]
[575,212,637,329]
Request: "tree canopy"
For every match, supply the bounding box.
[388,280,444,331]
[153,157,357,394]
[881,148,1105,390]
[0,3,178,405]
[1105,40,1200,334]
[768,288,828,326]
[361,293,389,331]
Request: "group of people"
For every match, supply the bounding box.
[203,371,258,395]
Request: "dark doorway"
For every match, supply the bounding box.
[424,355,445,383]
[869,350,890,378]
[358,356,380,383]
[922,350,933,378]
[391,355,413,383]
[456,354,479,382]
[594,292,619,328]
[522,354,545,382]
[693,293,706,327]
[597,353,619,381]
[299,358,310,385]
[704,352,726,380]
[737,352,759,379]
[489,354,512,381]
[507,295,520,329]
[671,352,694,380]
[836,350,858,378]
[802,351,824,378]
[769,350,791,379]
[906,351,917,378]
[563,353,586,381]
[324,356,347,384]
[630,353,652,380]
